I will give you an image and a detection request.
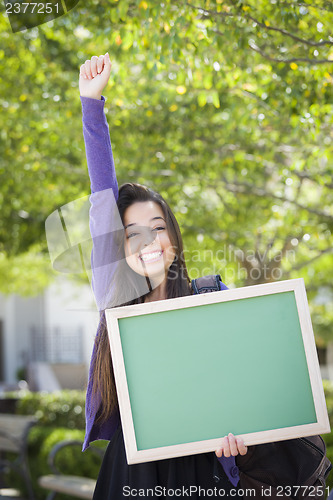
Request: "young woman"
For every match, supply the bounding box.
[79,53,331,499]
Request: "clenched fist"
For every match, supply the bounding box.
[79,53,112,100]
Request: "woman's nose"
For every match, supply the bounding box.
[142,230,157,247]
[128,226,157,253]
[144,236,155,247]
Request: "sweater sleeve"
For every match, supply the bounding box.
[80,95,119,197]
[80,95,122,311]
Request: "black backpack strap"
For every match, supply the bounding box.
[191,274,222,294]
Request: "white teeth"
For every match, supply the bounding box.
[140,251,162,262]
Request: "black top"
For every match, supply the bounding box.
[93,426,243,500]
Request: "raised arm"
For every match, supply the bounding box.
[79,53,118,197]
[79,54,122,311]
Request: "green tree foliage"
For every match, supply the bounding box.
[0,0,332,341]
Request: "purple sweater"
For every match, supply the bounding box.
[80,95,239,487]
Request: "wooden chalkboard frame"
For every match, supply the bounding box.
[105,278,330,465]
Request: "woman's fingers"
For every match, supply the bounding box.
[228,433,238,456]
[215,435,229,458]
[90,55,99,77]
[103,52,112,76]
[97,55,104,74]
[223,435,231,457]
[80,64,87,79]
[215,433,248,458]
[84,59,92,79]
[82,55,110,80]
[237,437,248,456]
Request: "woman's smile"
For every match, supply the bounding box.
[139,249,163,264]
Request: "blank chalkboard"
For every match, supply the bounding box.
[105,278,330,464]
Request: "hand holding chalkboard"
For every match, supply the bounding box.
[215,433,248,458]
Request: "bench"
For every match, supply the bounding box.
[38,440,105,500]
[0,413,37,500]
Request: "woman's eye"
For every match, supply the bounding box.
[127,232,139,239]
[153,226,165,231]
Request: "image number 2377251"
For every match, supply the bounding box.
[5,0,80,33]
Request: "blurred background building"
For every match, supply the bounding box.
[0,276,98,393]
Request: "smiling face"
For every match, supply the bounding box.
[123,201,176,283]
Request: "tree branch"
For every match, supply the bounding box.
[283,247,333,277]
[209,29,333,64]
[183,2,235,18]
[219,176,333,220]
[184,1,333,48]
[281,1,333,14]
[246,13,333,47]
[291,169,333,189]
[247,41,333,65]
[236,152,333,191]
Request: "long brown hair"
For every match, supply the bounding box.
[92,183,192,423]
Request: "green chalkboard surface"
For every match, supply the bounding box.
[106,278,330,464]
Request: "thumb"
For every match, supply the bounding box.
[103,52,112,73]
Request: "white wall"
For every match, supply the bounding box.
[0,293,45,384]
[43,276,99,373]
